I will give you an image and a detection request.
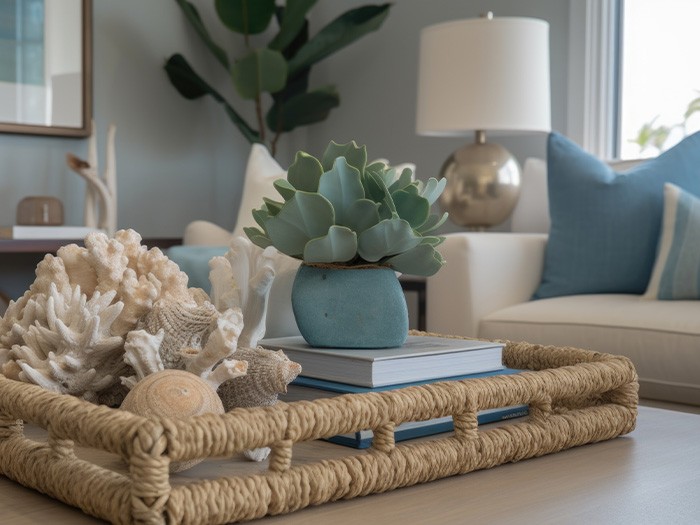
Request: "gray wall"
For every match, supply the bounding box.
[0,0,569,240]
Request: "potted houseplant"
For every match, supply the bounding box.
[245,140,448,348]
[164,0,391,156]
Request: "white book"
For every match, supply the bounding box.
[0,225,104,240]
[260,335,504,388]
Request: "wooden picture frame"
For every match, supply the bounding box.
[0,0,92,137]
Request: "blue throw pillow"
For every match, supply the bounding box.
[534,131,700,299]
[644,184,700,299]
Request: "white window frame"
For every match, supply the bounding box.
[566,0,619,160]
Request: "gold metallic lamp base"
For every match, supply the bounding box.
[438,131,521,229]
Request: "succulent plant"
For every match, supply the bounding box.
[245,141,448,277]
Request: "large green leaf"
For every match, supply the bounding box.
[385,243,445,277]
[357,218,421,262]
[287,4,391,76]
[266,86,339,133]
[303,225,357,263]
[344,199,380,234]
[215,0,275,35]
[232,49,287,99]
[321,140,367,173]
[164,54,259,143]
[287,151,323,192]
[174,0,229,68]
[392,190,430,229]
[269,0,317,51]
[317,158,364,226]
[265,192,335,257]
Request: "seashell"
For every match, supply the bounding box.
[121,369,224,472]
[217,346,301,410]
[138,299,219,370]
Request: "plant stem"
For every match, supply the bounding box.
[255,92,266,148]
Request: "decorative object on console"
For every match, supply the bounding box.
[644,183,700,300]
[0,225,103,240]
[246,140,448,348]
[535,131,700,300]
[164,1,390,156]
[416,12,551,229]
[66,122,118,236]
[16,196,64,226]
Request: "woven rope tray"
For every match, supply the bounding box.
[0,337,638,524]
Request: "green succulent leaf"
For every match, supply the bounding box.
[344,199,381,234]
[684,95,700,120]
[365,161,388,179]
[174,0,229,68]
[321,140,368,174]
[421,177,447,205]
[318,158,364,226]
[232,49,287,99]
[164,54,259,143]
[265,192,335,257]
[363,169,396,219]
[287,4,391,76]
[385,243,445,277]
[387,167,414,192]
[274,179,297,201]
[244,226,273,249]
[252,208,270,231]
[215,0,275,35]
[303,225,357,263]
[266,85,339,133]
[269,0,317,51]
[416,212,449,234]
[263,197,284,216]
[287,151,323,192]
[419,235,445,247]
[392,190,430,229]
[357,218,422,262]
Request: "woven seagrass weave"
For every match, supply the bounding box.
[0,336,638,524]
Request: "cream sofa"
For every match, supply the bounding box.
[426,159,700,406]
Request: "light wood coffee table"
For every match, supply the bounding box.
[1,406,698,524]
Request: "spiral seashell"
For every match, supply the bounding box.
[120,369,224,472]
[217,346,301,411]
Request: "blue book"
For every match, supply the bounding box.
[281,368,528,449]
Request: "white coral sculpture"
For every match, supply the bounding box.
[0,229,208,404]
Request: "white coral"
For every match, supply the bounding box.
[209,237,296,348]
[8,283,127,402]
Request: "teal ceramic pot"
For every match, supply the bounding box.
[291,265,409,349]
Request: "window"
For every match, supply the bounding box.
[617,0,700,159]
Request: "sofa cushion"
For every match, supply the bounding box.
[534,131,700,299]
[644,184,700,299]
[479,294,700,404]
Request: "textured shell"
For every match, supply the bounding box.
[217,346,301,410]
[120,369,224,472]
[138,299,220,370]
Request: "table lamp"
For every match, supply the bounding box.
[416,13,551,228]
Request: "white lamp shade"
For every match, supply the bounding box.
[416,17,551,136]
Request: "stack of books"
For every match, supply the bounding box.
[261,335,528,448]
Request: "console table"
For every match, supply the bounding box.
[0,406,698,524]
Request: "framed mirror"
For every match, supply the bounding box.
[0,0,92,137]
